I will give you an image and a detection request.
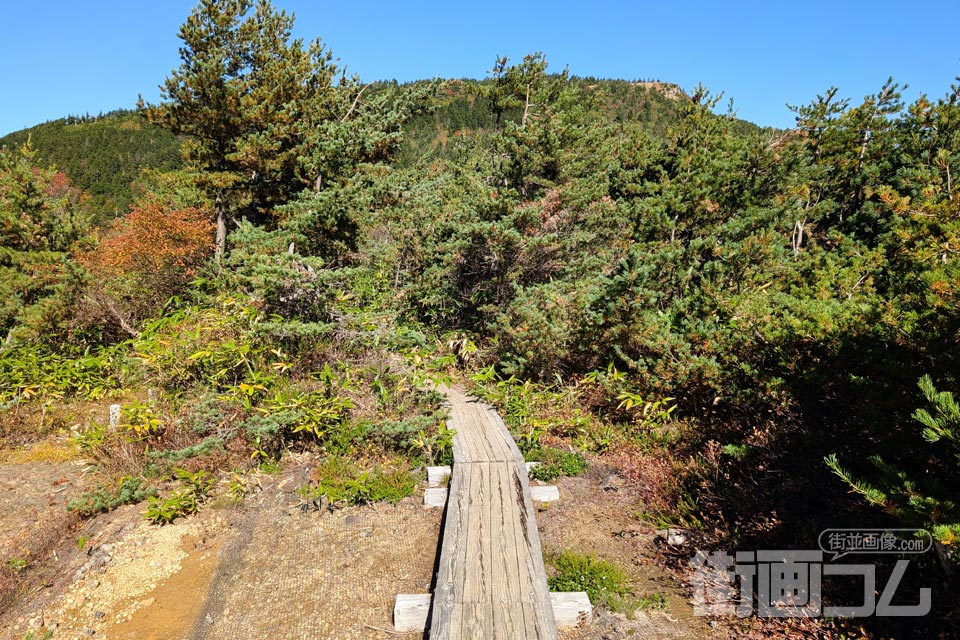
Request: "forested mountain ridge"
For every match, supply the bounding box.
[0,78,759,225]
[1,1,957,636]
[393,76,760,163]
[0,110,182,224]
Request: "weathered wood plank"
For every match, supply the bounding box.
[466,407,492,463]
[394,593,592,632]
[453,403,478,462]
[482,461,496,607]
[493,599,526,639]
[460,602,492,639]
[512,464,557,636]
[450,405,468,462]
[492,462,522,605]
[478,406,507,462]
[461,462,490,604]
[485,406,525,463]
[430,461,470,638]
[428,386,561,639]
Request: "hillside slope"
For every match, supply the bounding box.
[0,79,762,224]
[396,77,763,165]
[0,111,182,222]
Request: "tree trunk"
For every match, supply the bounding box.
[947,163,953,202]
[521,85,531,128]
[792,219,807,255]
[215,191,227,263]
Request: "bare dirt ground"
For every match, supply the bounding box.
[540,463,712,640]
[1,450,441,640]
[0,460,86,572]
[0,442,93,624]
[1,445,713,640]
[1,479,228,640]
[191,459,441,640]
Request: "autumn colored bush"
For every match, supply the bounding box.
[76,198,213,340]
[88,198,212,275]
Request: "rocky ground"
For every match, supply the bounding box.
[1,445,712,640]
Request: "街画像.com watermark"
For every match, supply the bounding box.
[689,528,932,618]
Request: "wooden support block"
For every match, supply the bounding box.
[530,485,560,503]
[394,593,432,632]
[424,487,448,508]
[550,592,593,627]
[427,465,452,488]
[655,527,690,546]
[394,592,592,631]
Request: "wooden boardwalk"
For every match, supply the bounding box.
[429,386,558,639]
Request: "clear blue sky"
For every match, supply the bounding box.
[2,1,957,137]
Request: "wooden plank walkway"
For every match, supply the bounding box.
[429,385,558,639]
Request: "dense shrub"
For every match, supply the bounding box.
[75,198,213,340]
[68,476,157,517]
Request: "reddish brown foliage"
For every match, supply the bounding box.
[82,199,213,279]
[74,199,214,339]
[44,171,81,199]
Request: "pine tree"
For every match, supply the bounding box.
[0,143,91,343]
[139,0,341,260]
[826,375,960,560]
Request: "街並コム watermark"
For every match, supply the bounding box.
[690,529,932,618]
